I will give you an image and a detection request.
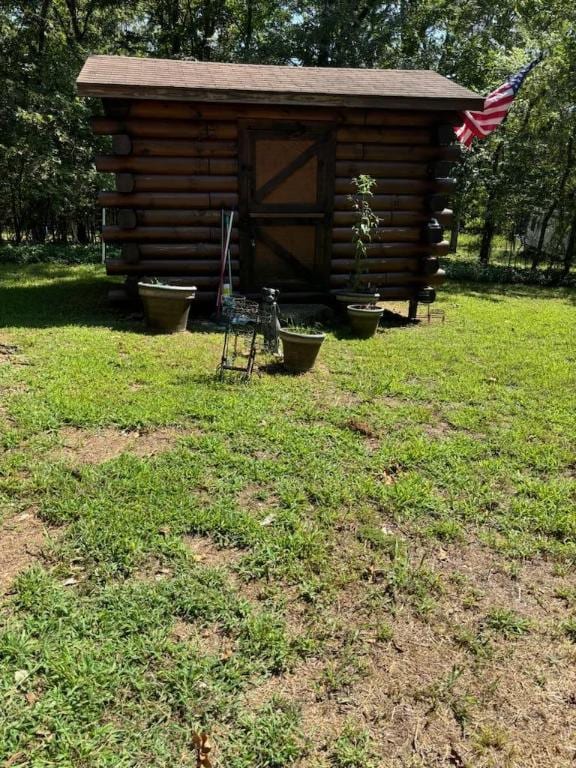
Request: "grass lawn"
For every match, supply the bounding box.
[1,263,575,767]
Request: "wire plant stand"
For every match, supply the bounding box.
[217,289,280,381]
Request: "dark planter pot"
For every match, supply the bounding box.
[332,289,381,311]
[138,282,197,333]
[347,304,384,338]
[279,328,326,373]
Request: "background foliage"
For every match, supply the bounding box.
[1,0,575,271]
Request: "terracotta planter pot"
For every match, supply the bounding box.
[347,304,384,338]
[138,282,197,333]
[332,289,381,311]
[279,328,326,373]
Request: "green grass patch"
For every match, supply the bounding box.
[1,262,575,764]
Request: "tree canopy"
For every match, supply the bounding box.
[1,0,574,267]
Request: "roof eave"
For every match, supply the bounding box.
[76,81,484,112]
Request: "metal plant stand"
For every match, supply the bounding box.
[217,288,281,380]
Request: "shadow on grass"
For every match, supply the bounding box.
[0,264,142,330]
[2,263,574,332]
[442,279,576,304]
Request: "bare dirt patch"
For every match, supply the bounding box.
[423,419,455,439]
[244,537,576,767]
[344,417,381,452]
[170,618,235,659]
[183,535,244,570]
[0,509,47,594]
[53,425,186,464]
[236,483,280,520]
[0,342,21,361]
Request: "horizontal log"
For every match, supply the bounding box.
[118,209,137,229]
[335,160,427,179]
[436,209,454,227]
[332,270,447,286]
[336,144,463,162]
[96,156,238,175]
[331,241,450,257]
[428,268,446,286]
[138,243,239,258]
[364,111,460,127]
[134,210,223,226]
[334,194,424,212]
[422,256,440,275]
[329,276,415,297]
[333,209,453,227]
[430,160,453,178]
[119,258,240,273]
[112,135,132,155]
[332,227,421,243]
[122,243,140,263]
[112,260,240,288]
[428,194,449,212]
[435,124,457,146]
[337,127,432,144]
[130,175,238,193]
[92,118,238,140]
[126,100,451,126]
[103,226,238,243]
[423,220,444,244]
[103,99,130,118]
[335,177,456,195]
[116,173,134,193]
[331,257,420,273]
[98,192,238,209]
[107,260,240,281]
[130,139,237,158]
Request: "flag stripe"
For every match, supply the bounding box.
[454,57,541,148]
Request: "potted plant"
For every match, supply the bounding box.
[332,174,382,311]
[138,278,197,333]
[336,175,384,337]
[278,324,326,373]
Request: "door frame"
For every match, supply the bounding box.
[238,120,336,292]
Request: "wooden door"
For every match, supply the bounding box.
[239,123,335,293]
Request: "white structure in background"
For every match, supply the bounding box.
[522,211,569,257]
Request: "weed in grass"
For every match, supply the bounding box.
[481,608,531,638]
[453,627,493,659]
[320,645,369,698]
[222,699,302,767]
[554,586,576,608]
[561,616,576,642]
[356,524,399,553]
[329,722,377,768]
[375,621,394,643]
[426,519,464,542]
[474,724,508,752]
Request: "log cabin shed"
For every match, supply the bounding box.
[77,55,483,312]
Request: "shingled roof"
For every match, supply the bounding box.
[77,55,483,111]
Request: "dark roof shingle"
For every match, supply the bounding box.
[77,55,483,110]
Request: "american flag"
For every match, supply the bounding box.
[455,58,541,148]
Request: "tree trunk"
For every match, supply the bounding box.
[316,0,332,66]
[449,210,460,253]
[532,135,574,270]
[531,205,556,270]
[563,207,576,276]
[478,141,504,265]
[479,218,495,265]
[243,0,253,59]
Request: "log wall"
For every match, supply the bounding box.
[94,98,459,304]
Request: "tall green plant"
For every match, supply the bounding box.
[348,174,380,290]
